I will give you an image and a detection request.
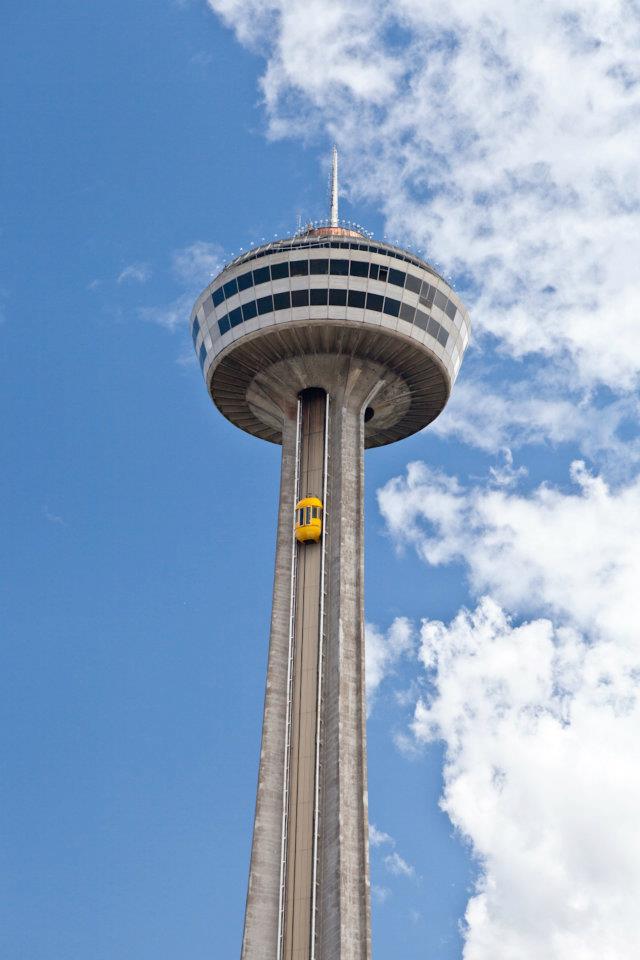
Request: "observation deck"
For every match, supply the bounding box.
[191,225,471,448]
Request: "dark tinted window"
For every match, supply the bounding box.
[389,268,406,288]
[253,266,270,286]
[405,273,422,295]
[378,265,389,282]
[348,289,366,308]
[329,289,347,306]
[445,300,457,320]
[290,260,309,276]
[437,325,449,346]
[229,306,243,327]
[349,260,368,277]
[291,289,309,307]
[330,259,349,275]
[366,292,383,312]
[369,263,379,280]
[414,310,429,331]
[434,290,448,311]
[223,278,238,299]
[218,315,230,335]
[242,300,257,321]
[420,283,435,307]
[310,259,329,275]
[257,295,274,315]
[399,302,415,324]
[199,343,207,369]
[270,261,289,281]
[310,288,328,306]
[427,316,440,337]
[237,271,253,291]
[212,287,225,307]
[191,317,200,346]
[384,297,401,317]
[273,291,290,311]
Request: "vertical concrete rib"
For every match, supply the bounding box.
[241,413,298,960]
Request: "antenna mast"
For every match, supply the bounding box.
[329,145,339,227]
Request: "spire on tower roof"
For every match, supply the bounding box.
[329,145,339,228]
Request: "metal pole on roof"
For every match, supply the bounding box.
[329,145,339,228]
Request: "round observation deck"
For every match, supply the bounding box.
[190,228,471,448]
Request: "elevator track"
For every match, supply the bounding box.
[277,390,329,960]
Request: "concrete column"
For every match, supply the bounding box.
[242,358,383,960]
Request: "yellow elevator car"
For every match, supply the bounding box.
[295,496,323,544]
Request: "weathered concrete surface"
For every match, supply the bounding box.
[242,359,382,960]
[241,412,297,960]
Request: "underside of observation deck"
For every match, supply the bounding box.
[208,323,449,448]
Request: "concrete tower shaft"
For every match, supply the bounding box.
[241,365,381,960]
[191,210,471,960]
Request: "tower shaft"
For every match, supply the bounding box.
[242,362,380,960]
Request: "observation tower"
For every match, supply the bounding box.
[190,149,471,960]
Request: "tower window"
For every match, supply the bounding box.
[291,289,309,307]
[253,266,270,286]
[404,273,422,295]
[218,315,231,335]
[310,259,329,275]
[257,295,274,315]
[445,300,457,321]
[348,289,366,309]
[273,291,291,311]
[389,268,406,287]
[434,290,448,312]
[330,259,349,275]
[329,289,347,306]
[437,325,449,347]
[420,283,435,308]
[270,262,289,281]
[242,300,258,321]
[192,317,201,346]
[414,310,429,331]
[290,260,309,276]
[383,297,400,317]
[399,302,415,324]
[310,288,328,306]
[223,278,238,299]
[229,307,243,327]
[366,292,383,312]
[237,271,253,291]
[212,287,225,307]
[349,260,368,277]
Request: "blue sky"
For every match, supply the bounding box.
[3,2,640,959]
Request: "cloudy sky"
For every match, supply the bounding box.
[3,2,640,958]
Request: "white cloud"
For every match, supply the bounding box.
[365,617,414,714]
[207,0,640,446]
[139,292,194,332]
[413,597,640,960]
[379,460,640,645]
[371,884,391,904]
[172,241,223,286]
[117,262,151,284]
[431,376,640,475]
[384,851,415,878]
[377,459,640,956]
[369,823,394,848]
[140,242,224,336]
